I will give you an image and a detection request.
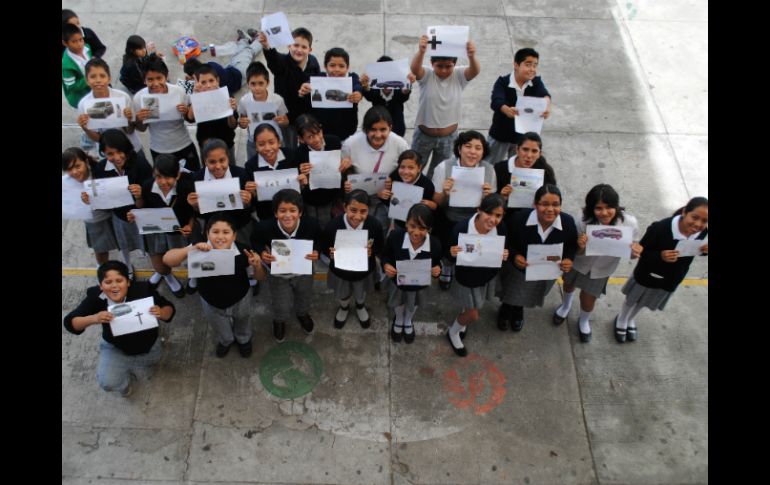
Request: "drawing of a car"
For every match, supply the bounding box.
[111,303,132,317]
[142,224,162,232]
[591,228,623,240]
[546,255,561,262]
[373,80,405,89]
[201,262,215,271]
[325,89,349,101]
[262,112,276,120]
[523,107,534,114]
[270,26,282,34]
[273,241,291,256]
[216,200,226,208]
[87,101,115,119]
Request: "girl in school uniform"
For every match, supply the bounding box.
[446,194,510,357]
[614,197,708,343]
[378,150,437,230]
[381,204,442,343]
[62,147,118,267]
[431,131,497,290]
[497,184,578,332]
[127,154,195,298]
[322,189,384,329]
[93,129,154,282]
[554,184,643,342]
[163,213,266,358]
[63,260,176,397]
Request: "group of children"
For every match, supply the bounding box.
[62,13,708,397]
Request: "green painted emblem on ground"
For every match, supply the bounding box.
[259,341,323,399]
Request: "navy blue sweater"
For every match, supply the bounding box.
[507,209,578,274]
[310,72,364,142]
[263,49,321,123]
[381,228,442,292]
[488,74,550,145]
[448,218,509,288]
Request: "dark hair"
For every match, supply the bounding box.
[363,105,393,131]
[62,147,97,173]
[62,23,82,43]
[97,260,129,283]
[453,130,489,161]
[324,47,349,66]
[518,132,557,185]
[479,193,506,213]
[205,212,236,234]
[201,138,229,160]
[294,114,323,137]
[377,55,393,62]
[123,35,146,64]
[534,184,562,205]
[246,61,270,83]
[344,189,369,207]
[514,48,539,65]
[62,9,78,24]
[583,184,625,224]
[99,129,137,168]
[292,27,313,46]
[406,203,434,230]
[193,63,218,80]
[272,188,304,215]
[430,56,457,64]
[85,57,110,77]
[140,54,169,79]
[153,154,180,178]
[253,123,281,144]
[397,150,423,168]
[674,197,708,217]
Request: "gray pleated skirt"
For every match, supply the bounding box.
[451,278,497,310]
[327,270,375,301]
[112,214,145,252]
[497,261,556,308]
[562,269,608,298]
[385,278,426,311]
[84,218,118,253]
[621,276,673,311]
[144,232,188,255]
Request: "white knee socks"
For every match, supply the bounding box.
[449,319,464,348]
[164,273,182,292]
[556,291,575,318]
[578,310,591,333]
[617,300,637,330]
[403,306,417,334]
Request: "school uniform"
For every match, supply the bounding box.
[64,173,119,253]
[95,156,154,253]
[382,170,435,230]
[139,174,195,254]
[622,215,707,311]
[297,134,343,228]
[498,208,578,315]
[63,282,175,394]
[310,72,363,142]
[238,92,289,159]
[251,216,322,323]
[362,87,410,137]
[263,49,321,124]
[381,228,442,312]
[494,156,557,223]
[193,109,237,157]
[447,214,508,310]
[196,241,253,346]
[190,165,252,245]
[244,148,300,221]
[322,214,384,301]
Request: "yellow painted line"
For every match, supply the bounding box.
[62,267,706,286]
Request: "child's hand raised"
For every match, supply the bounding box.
[194,242,212,251]
[431,265,441,278]
[500,105,517,118]
[136,108,152,122]
[260,248,275,264]
[240,189,252,205]
[343,180,353,193]
[630,242,643,259]
[298,83,311,97]
[577,233,588,249]
[229,98,237,111]
[514,254,528,270]
[339,157,352,173]
[347,92,362,103]
[418,35,429,53]
[243,249,261,266]
[305,250,319,261]
[257,31,270,50]
[94,310,114,324]
[77,114,90,129]
[450,245,462,257]
[126,211,136,223]
[299,162,312,175]
[661,249,679,263]
[500,184,513,198]
[128,184,142,199]
[245,181,257,195]
[466,40,476,58]
[148,305,162,317]
[360,73,370,90]
[123,107,133,120]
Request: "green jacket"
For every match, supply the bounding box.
[62,45,91,108]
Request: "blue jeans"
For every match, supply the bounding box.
[96,338,162,394]
[411,128,458,180]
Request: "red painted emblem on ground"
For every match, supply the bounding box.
[439,353,506,415]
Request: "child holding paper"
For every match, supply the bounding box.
[251,189,322,342]
[63,261,175,397]
[382,204,442,343]
[360,55,415,137]
[237,61,289,160]
[554,184,641,342]
[497,184,577,332]
[614,197,708,343]
[445,194,509,357]
[164,213,266,358]
[379,150,437,230]
[322,190,384,329]
[495,132,556,215]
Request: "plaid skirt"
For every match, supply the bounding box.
[326,270,375,301]
[84,218,118,253]
[621,276,673,311]
[385,277,426,311]
[496,260,556,308]
[112,214,145,252]
[144,232,188,255]
[451,277,497,310]
[562,269,608,299]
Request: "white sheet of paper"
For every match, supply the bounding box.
[62,176,93,220]
[261,11,294,47]
[271,239,314,275]
[675,238,707,257]
[254,168,300,201]
[84,97,129,129]
[585,224,634,258]
[396,258,432,286]
[388,182,424,221]
[310,76,353,108]
[83,176,134,210]
[456,233,506,268]
[525,243,563,281]
[334,229,368,248]
[364,58,411,90]
[348,173,389,195]
[508,167,544,208]
[109,296,158,336]
[188,248,236,278]
[426,26,469,59]
[309,150,342,189]
[133,207,180,234]
[515,96,548,134]
[141,93,182,123]
[190,87,232,123]
[243,100,279,137]
[194,178,243,214]
[449,166,485,208]
[334,247,368,271]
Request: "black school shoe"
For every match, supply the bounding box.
[613,315,626,343]
[626,326,638,342]
[390,317,403,343]
[511,319,525,332]
[171,286,186,299]
[297,314,315,334]
[578,327,592,343]
[446,330,468,357]
[186,281,198,294]
[216,342,232,358]
[497,305,512,331]
[237,339,253,357]
[403,329,415,344]
[273,320,286,342]
[552,310,566,325]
